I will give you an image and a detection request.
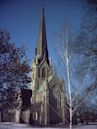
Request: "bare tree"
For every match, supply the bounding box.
[54,20,96,128]
[54,23,74,129]
[73,0,97,110]
[0,30,31,112]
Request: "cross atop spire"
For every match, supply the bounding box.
[35,7,49,65]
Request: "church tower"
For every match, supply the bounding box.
[31,7,53,125]
[31,8,66,126]
[31,8,52,101]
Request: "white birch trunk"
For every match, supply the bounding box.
[65,25,72,129]
[66,61,72,129]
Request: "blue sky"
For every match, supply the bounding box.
[0,0,84,66]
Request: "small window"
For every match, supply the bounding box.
[33,112,38,120]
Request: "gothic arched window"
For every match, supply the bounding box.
[38,68,40,77]
[53,86,61,109]
[42,67,46,78]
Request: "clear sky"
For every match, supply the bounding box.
[0,0,84,66]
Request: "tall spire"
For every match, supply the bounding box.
[35,7,49,65]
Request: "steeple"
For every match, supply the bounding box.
[35,8,49,65]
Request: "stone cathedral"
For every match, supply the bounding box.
[30,8,66,126]
[14,8,66,126]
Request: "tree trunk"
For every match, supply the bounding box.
[66,59,72,129]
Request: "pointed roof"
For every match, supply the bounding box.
[35,8,49,65]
